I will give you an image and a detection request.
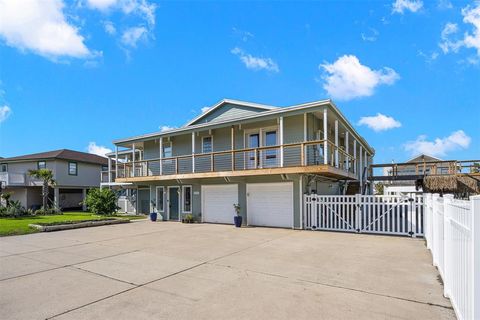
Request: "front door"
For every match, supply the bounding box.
[168,187,180,221]
[247,133,260,169]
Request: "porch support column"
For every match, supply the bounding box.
[132,143,136,177]
[364,150,368,180]
[108,157,112,183]
[353,140,357,175]
[191,132,195,173]
[115,146,118,178]
[279,116,284,167]
[231,126,235,171]
[159,138,163,175]
[323,108,328,165]
[303,113,307,142]
[82,188,87,211]
[345,131,350,171]
[334,120,339,168]
[359,145,363,193]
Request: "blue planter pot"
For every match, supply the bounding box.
[150,212,157,222]
[234,215,242,228]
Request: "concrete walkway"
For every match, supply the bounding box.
[0,221,455,319]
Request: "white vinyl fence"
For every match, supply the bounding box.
[304,194,425,236]
[424,194,480,320]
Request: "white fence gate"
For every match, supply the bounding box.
[304,194,425,236]
[424,194,480,320]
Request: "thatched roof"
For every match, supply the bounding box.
[423,175,480,194]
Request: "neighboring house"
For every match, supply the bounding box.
[102,99,374,228]
[382,154,446,196]
[0,149,108,210]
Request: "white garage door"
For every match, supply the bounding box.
[202,184,238,224]
[247,182,293,228]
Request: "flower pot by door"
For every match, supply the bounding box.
[234,216,242,227]
[150,212,157,222]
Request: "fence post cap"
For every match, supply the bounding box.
[470,194,480,201]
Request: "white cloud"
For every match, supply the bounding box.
[0,105,11,123]
[159,125,175,132]
[418,50,439,63]
[392,0,423,14]
[320,55,399,101]
[232,27,254,42]
[439,3,480,57]
[231,47,279,73]
[437,0,453,10]
[463,2,480,56]
[121,26,147,47]
[86,0,156,27]
[358,113,402,132]
[201,107,211,113]
[104,20,116,35]
[0,0,95,61]
[439,22,463,53]
[404,130,471,157]
[86,0,118,11]
[361,28,379,42]
[87,142,112,157]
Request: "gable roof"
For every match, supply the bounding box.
[184,99,278,126]
[406,154,443,163]
[0,149,108,165]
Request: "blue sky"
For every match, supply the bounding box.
[0,0,479,163]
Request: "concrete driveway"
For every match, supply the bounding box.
[0,220,454,320]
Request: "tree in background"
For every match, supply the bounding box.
[84,188,119,215]
[374,183,385,195]
[28,169,56,209]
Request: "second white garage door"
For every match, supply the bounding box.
[247,182,294,228]
[202,184,238,224]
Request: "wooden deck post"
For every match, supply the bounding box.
[115,146,118,179]
[353,139,357,175]
[159,138,163,176]
[192,132,195,173]
[345,131,349,171]
[132,143,135,177]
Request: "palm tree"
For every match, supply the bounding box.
[28,169,56,209]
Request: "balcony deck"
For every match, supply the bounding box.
[111,140,359,183]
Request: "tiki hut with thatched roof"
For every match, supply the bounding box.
[423,175,480,195]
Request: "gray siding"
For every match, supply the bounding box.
[54,160,102,187]
[190,103,269,125]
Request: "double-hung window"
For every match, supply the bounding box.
[68,162,78,175]
[37,161,46,169]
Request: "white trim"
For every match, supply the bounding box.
[201,135,213,153]
[167,186,180,221]
[156,186,165,213]
[184,99,278,127]
[323,107,328,165]
[182,185,192,214]
[279,116,284,167]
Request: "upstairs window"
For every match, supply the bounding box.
[37,161,46,169]
[68,162,78,175]
[202,136,212,153]
[163,142,172,158]
[0,163,7,172]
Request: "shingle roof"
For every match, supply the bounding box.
[0,149,108,165]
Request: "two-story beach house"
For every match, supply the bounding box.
[102,99,374,228]
[0,149,108,210]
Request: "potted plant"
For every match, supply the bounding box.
[233,203,242,227]
[149,200,157,222]
[183,214,194,223]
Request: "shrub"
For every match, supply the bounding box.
[0,200,27,217]
[34,207,62,216]
[84,188,119,215]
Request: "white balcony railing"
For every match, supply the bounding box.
[0,172,43,186]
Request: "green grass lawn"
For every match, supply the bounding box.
[0,212,146,237]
